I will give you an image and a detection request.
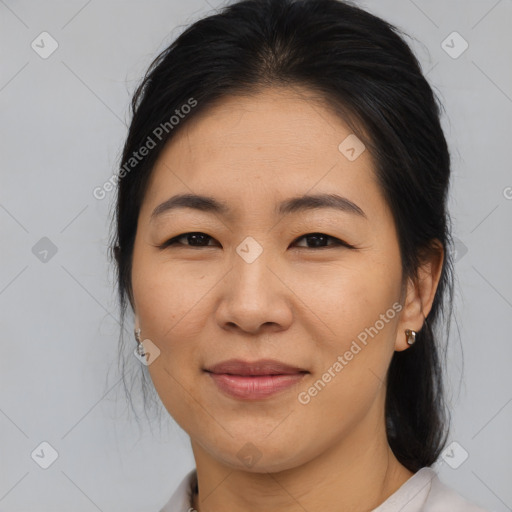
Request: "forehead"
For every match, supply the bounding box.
[164,87,366,167]
[142,87,385,221]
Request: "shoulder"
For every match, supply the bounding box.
[371,467,490,512]
[159,468,197,512]
[159,466,491,512]
[421,467,490,512]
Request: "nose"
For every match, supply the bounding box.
[215,245,293,336]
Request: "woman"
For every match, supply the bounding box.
[111,0,489,510]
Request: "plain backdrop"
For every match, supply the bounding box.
[1,0,511,511]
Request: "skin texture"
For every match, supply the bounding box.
[131,86,444,512]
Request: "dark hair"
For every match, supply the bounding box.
[110,0,453,472]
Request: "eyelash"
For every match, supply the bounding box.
[158,232,356,250]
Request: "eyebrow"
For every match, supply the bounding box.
[150,192,367,221]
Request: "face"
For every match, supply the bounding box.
[131,87,412,473]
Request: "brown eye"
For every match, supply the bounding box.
[160,232,219,248]
[159,232,355,250]
[292,233,355,249]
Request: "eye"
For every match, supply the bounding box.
[291,233,355,249]
[159,232,219,248]
[158,232,355,250]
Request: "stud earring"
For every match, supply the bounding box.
[405,329,417,345]
[135,328,146,357]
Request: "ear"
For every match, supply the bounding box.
[395,240,444,352]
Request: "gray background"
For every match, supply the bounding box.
[1,0,511,511]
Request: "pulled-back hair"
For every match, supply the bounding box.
[111,0,453,472]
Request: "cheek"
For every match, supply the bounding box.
[131,244,214,343]
[288,252,402,347]
[131,249,212,428]
[294,250,403,402]
[294,278,401,435]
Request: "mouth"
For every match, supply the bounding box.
[204,359,309,400]
[204,358,309,376]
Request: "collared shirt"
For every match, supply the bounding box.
[159,467,489,511]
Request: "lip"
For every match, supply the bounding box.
[205,358,308,376]
[204,359,309,400]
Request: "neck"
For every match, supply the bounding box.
[190,416,414,512]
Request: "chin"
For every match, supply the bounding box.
[208,435,311,474]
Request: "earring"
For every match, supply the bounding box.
[135,328,146,357]
[405,329,417,345]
